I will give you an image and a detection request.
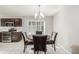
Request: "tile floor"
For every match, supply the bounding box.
[24,45,68,54]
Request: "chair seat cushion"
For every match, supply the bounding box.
[46,40,54,44]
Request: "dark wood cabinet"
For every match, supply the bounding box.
[14,18,22,27]
[0,32,2,42]
[2,32,11,43]
[0,32,22,42]
[11,32,22,42]
[1,18,22,27]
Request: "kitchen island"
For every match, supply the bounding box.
[0,32,24,54]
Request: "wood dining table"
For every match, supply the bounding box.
[26,34,53,45]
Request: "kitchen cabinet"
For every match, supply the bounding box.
[0,32,22,42]
[11,32,22,42]
[1,18,22,27]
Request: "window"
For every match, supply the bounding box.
[27,20,45,34]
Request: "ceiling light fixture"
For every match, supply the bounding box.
[35,5,44,20]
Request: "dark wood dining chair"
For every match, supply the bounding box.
[21,32,26,53]
[33,35,47,54]
[51,32,58,51]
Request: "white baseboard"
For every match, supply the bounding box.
[57,44,71,54]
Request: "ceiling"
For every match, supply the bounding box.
[0,5,64,16]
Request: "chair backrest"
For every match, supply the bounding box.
[21,32,26,43]
[33,35,47,51]
[51,32,58,43]
[36,31,42,35]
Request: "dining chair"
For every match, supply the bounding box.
[51,32,58,51]
[36,31,42,35]
[33,35,47,54]
[21,32,27,53]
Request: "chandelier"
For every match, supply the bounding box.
[35,5,44,20]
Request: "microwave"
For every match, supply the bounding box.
[5,22,14,26]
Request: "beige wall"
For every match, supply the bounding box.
[44,16,53,35]
[53,5,79,53]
